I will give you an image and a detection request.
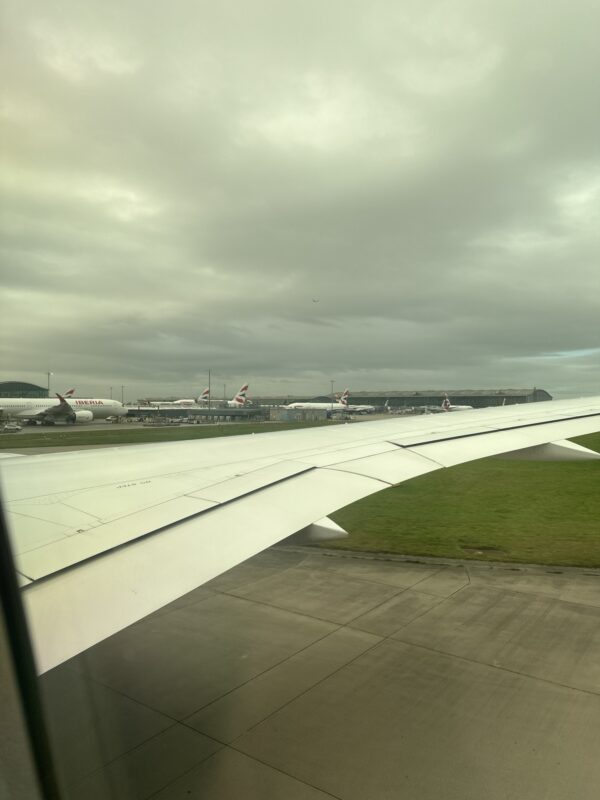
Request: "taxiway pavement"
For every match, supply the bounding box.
[39,547,600,799]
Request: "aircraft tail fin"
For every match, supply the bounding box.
[231,383,249,406]
[441,394,451,412]
[198,387,210,403]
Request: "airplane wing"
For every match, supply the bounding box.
[1,397,600,674]
[12,394,71,421]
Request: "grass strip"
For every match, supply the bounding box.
[0,420,337,448]
[329,432,600,568]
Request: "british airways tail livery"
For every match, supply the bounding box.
[441,393,473,412]
[229,384,249,407]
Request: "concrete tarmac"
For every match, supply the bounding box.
[39,547,600,800]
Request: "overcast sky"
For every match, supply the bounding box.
[2,1,599,401]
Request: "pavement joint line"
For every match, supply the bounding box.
[233,632,386,745]
[143,745,227,800]
[465,583,600,610]
[64,721,222,794]
[227,744,345,800]
[353,593,451,639]
[181,620,352,724]
[314,552,600,609]
[206,551,320,596]
[388,636,600,698]
[295,557,443,590]
[190,566,476,728]
[217,559,422,625]
[219,586,350,626]
[427,579,600,612]
[343,585,412,627]
[342,562,454,628]
[55,665,183,725]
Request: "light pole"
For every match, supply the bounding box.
[330,380,334,411]
[47,371,53,397]
[208,368,211,411]
[121,386,125,404]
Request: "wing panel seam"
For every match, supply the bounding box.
[400,411,600,447]
[20,464,318,588]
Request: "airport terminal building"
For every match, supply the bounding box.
[346,387,552,410]
[1,382,552,415]
[256,388,552,410]
[0,381,48,398]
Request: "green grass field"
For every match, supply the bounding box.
[0,420,336,448]
[330,432,600,567]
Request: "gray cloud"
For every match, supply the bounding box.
[1,0,599,401]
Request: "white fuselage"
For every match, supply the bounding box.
[285,401,348,412]
[346,404,376,414]
[0,398,127,421]
[148,399,198,408]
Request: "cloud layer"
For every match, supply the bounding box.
[2,1,599,400]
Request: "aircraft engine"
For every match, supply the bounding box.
[71,410,94,423]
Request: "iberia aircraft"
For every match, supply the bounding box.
[1,395,600,673]
[0,394,127,424]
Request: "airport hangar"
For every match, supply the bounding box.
[130,388,553,424]
[0,381,50,398]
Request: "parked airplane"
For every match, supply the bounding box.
[0,394,127,424]
[441,393,474,412]
[342,394,376,414]
[384,400,415,415]
[182,385,248,408]
[170,396,202,407]
[286,388,349,413]
[147,387,211,407]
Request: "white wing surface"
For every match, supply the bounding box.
[1,397,600,673]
